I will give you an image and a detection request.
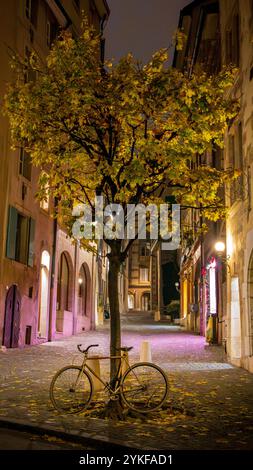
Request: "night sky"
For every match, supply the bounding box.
[105,0,190,64]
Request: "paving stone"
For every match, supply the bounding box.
[0,314,253,450]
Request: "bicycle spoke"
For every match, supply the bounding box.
[50,366,92,414]
[121,363,168,413]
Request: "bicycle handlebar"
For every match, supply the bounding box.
[77,344,99,354]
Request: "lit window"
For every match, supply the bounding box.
[209,266,217,314]
[40,184,49,211]
[140,267,149,282]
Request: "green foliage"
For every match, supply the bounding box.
[4,24,239,248]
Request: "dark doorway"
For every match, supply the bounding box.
[3,285,21,348]
[162,262,180,306]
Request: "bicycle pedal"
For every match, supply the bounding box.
[111,395,120,401]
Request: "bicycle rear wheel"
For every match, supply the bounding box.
[50,366,93,414]
[120,362,168,413]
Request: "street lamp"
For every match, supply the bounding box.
[214,240,230,271]
[175,282,180,292]
[214,241,225,256]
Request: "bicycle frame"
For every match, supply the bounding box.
[78,352,130,395]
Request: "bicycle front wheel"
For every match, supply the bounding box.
[50,366,93,414]
[121,362,168,413]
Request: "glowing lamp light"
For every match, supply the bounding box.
[78,278,83,285]
[214,241,225,254]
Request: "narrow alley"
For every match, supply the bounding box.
[0,313,252,450]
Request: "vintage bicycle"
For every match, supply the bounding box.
[50,344,168,414]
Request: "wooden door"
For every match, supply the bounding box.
[3,285,21,348]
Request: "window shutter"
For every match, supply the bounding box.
[27,217,35,267]
[6,206,18,260]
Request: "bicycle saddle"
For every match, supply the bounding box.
[116,347,133,352]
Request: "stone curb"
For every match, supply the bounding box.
[0,417,144,450]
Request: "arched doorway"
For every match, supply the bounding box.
[3,285,21,348]
[248,252,253,355]
[141,292,150,311]
[38,250,50,338]
[128,293,135,310]
[57,252,71,312]
[56,252,74,334]
[78,264,87,316]
[230,276,241,359]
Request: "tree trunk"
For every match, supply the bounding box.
[108,242,121,384]
[102,241,128,420]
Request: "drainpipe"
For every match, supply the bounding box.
[48,198,58,341]
[200,213,205,336]
[72,242,78,335]
[91,252,96,330]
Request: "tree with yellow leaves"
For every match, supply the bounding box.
[4,24,238,403]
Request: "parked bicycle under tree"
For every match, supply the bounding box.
[50,344,168,415]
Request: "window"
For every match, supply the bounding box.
[248,166,252,212]
[225,30,232,64]
[233,14,240,67]
[226,14,240,66]
[140,267,149,282]
[238,122,243,169]
[19,148,32,180]
[46,17,59,47]
[89,1,100,31]
[229,134,235,168]
[78,265,87,316]
[40,173,50,211]
[73,0,80,10]
[229,124,244,205]
[140,244,150,257]
[6,206,35,266]
[40,189,49,211]
[25,0,38,28]
[24,47,37,82]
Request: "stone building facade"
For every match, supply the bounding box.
[127,240,151,313]
[220,0,253,372]
[0,0,110,348]
[174,0,224,338]
[175,0,253,373]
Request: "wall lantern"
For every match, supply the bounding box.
[214,241,230,271]
[214,241,226,255]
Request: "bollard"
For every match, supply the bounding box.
[154,310,160,322]
[86,356,103,391]
[140,340,152,362]
[121,351,129,377]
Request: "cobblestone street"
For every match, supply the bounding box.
[0,313,253,450]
